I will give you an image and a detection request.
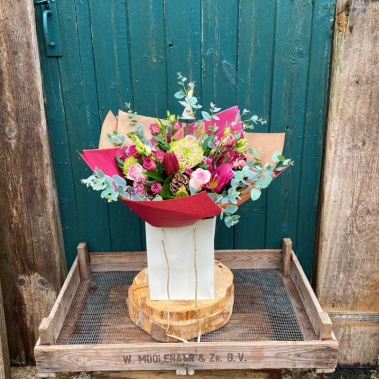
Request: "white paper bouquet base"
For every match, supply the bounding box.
[145,218,216,301]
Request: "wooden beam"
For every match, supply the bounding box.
[281,238,292,276]
[0,0,66,364]
[77,242,91,280]
[316,0,379,366]
[0,281,10,379]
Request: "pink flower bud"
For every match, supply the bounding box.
[164,151,179,176]
[149,123,160,136]
[173,120,182,131]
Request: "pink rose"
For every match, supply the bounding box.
[185,135,196,141]
[153,150,165,164]
[151,182,162,194]
[143,157,157,171]
[173,120,182,131]
[127,163,145,180]
[127,145,141,159]
[189,168,211,192]
[149,123,160,136]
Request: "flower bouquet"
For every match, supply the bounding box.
[81,73,292,302]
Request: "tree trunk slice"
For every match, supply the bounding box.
[128,261,234,342]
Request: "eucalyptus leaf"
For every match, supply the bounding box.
[112,175,126,187]
[256,176,272,189]
[201,111,211,121]
[95,168,105,178]
[224,205,238,214]
[224,215,232,228]
[251,188,261,201]
[272,151,281,162]
[174,91,185,99]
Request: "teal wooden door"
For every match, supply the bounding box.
[35,0,335,279]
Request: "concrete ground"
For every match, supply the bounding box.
[10,367,379,379]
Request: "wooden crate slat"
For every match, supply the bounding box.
[290,253,332,340]
[89,249,283,272]
[35,340,338,372]
[39,259,81,345]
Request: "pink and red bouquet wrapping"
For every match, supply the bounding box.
[81,74,292,228]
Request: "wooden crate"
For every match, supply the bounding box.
[34,239,338,377]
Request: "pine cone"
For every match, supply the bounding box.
[170,173,190,195]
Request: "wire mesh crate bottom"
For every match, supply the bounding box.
[56,269,316,345]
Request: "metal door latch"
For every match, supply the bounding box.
[34,0,62,57]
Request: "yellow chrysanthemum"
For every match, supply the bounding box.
[170,138,204,171]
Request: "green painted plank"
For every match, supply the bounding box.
[54,0,112,253]
[201,0,239,249]
[34,8,81,268]
[234,0,277,249]
[165,1,201,117]
[88,0,143,251]
[296,0,335,279]
[126,0,167,247]
[127,0,167,118]
[266,0,314,264]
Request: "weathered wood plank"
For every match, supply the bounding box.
[33,15,81,269]
[290,253,332,340]
[39,259,80,345]
[0,281,10,379]
[34,340,338,373]
[316,0,379,366]
[0,0,66,364]
[89,250,283,272]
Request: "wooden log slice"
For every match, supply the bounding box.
[128,261,234,342]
